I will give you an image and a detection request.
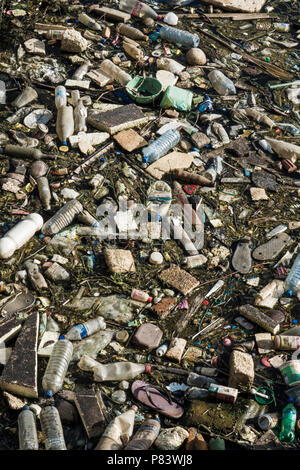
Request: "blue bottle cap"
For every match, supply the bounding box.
[286,289,293,297]
[154,417,160,422]
[142,156,149,163]
[191,147,200,152]
[45,390,53,398]
[100,157,106,162]
[288,397,294,403]
[59,335,65,340]
[23,405,29,410]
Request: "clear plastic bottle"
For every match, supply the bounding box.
[285,253,300,299]
[18,406,39,450]
[0,213,43,259]
[280,398,297,442]
[56,105,74,152]
[185,387,210,400]
[42,336,73,396]
[41,199,83,235]
[78,357,151,382]
[40,405,67,450]
[117,23,149,41]
[187,372,217,389]
[156,343,168,357]
[100,59,132,86]
[72,62,89,81]
[159,25,199,49]
[78,12,101,31]
[65,316,106,341]
[208,70,236,96]
[11,86,38,108]
[54,86,67,110]
[74,99,87,133]
[37,176,51,211]
[125,418,161,450]
[95,405,138,450]
[122,41,144,61]
[119,0,160,20]
[142,129,180,163]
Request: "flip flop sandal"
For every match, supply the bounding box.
[131,380,184,419]
[252,233,291,261]
[231,237,253,274]
[0,292,35,317]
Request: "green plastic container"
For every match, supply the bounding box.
[126,76,162,104]
[160,85,193,111]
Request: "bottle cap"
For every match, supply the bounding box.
[145,364,151,373]
[142,156,149,163]
[286,289,293,297]
[147,296,153,303]
[59,142,69,152]
[59,335,65,340]
[45,390,53,398]
[23,405,29,410]
[288,397,295,403]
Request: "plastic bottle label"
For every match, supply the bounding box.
[56,91,64,96]
[132,1,142,16]
[74,324,88,339]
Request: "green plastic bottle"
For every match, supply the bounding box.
[208,437,225,450]
[280,398,297,442]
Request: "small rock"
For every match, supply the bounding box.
[250,187,269,201]
[180,139,192,152]
[119,380,129,390]
[61,29,88,53]
[186,48,207,66]
[155,426,189,450]
[111,390,127,404]
[163,289,175,297]
[24,38,46,55]
[3,391,25,410]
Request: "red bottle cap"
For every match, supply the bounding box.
[147,297,153,303]
[202,300,209,306]
[145,364,151,373]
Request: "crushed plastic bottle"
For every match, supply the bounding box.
[18,406,39,450]
[42,199,83,235]
[42,336,73,396]
[65,316,106,341]
[78,356,151,382]
[96,405,138,450]
[159,25,199,49]
[40,405,67,450]
[208,70,236,96]
[142,129,180,163]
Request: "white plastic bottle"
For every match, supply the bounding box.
[54,86,67,109]
[56,105,74,152]
[65,316,106,341]
[42,336,73,396]
[18,406,39,450]
[285,253,300,299]
[78,356,151,382]
[37,176,51,211]
[78,12,101,31]
[131,289,152,303]
[74,98,87,133]
[0,213,43,259]
[100,59,132,86]
[95,405,138,450]
[40,405,67,450]
[208,70,236,96]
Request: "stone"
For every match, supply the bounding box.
[251,171,277,191]
[111,390,127,404]
[201,0,267,13]
[86,69,112,87]
[104,248,136,273]
[289,221,300,230]
[165,337,187,362]
[3,391,25,410]
[61,29,88,53]
[186,48,206,65]
[132,323,163,351]
[74,390,107,438]
[64,79,90,90]
[165,109,179,119]
[87,104,148,135]
[250,187,269,201]
[0,317,22,343]
[183,347,203,363]
[180,139,192,151]
[146,151,194,180]
[91,6,131,23]
[228,350,254,390]
[155,427,189,450]
[0,312,39,398]
[185,428,208,450]
[156,70,178,91]
[151,297,177,319]
[191,132,210,149]
[24,38,46,55]
[159,265,199,295]
[113,129,147,152]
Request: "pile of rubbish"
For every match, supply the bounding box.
[0,0,300,452]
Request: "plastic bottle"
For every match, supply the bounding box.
[78,12,101,31]
[18,406,39,450]
[208,437,225,450]
[131,289,152,303]
[77,209,100,227]
[79,358,151,382]
[65,316,106,341]
[72,62,89,81]
[0,213,43,259]
[42,336,73,396]
[159,25,199,49]
[185,387,210,400]
[208,70,236,96]
[280,398,297,442]
[117,23,148,41]
[37,176,51,211]
[122,41,144,61]
[2,144,50,160]
[195,366,218,377]
[119,0,160,20]
[95,405,138,450]
[74,99,87,134]
[11,86,38,108]
[40,405,67,450]
[187,372,217,389]
[142,129,180,163]
[125,418,161,450]
[56,105,74,152]
[285,253,300,299]
[257,413,279,431]
[100,59,132,86]
[54,86,67,109]
[156,57,185,75]
[156,343,168,357]
[41,199,83,235]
